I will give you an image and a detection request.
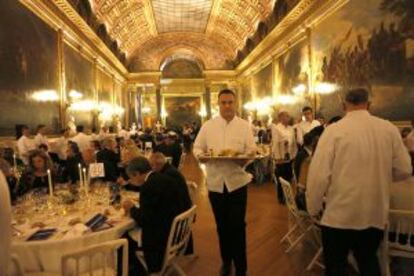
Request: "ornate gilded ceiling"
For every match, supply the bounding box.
[90,0,275,71]
[152,0,212,33]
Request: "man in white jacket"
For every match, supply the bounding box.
[307,88,412,275]
[0,171,12,276]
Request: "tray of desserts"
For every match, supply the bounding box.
[198,149,261,161]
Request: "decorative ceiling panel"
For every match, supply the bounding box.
[152,0,212,33]
[206,0,274,50]
[90,0,275,70]
[90,0,157,56]
[128,33,234,71]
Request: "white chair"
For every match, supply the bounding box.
[382,209,414,276]
[279,177,325,271]
[61,239,128,276]
[10,254,25,276]
[165,157,173,165]
[136,205,197,276]
[305,220,325,271]
[278,177,313,253]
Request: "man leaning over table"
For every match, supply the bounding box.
[121,156,191,274]
[306,88,412,276]
[194,89,256,276]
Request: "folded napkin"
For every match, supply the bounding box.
[63,224,90,239]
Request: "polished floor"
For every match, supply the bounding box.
[176,152,324,276]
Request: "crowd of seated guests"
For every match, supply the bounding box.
[0,122,196,275]
[1,122,196,203]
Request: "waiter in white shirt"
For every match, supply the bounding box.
[17,125,35,164]
[70,125,92,152]
[194,89,256,276]
[34,124,49,148]
[404,120,414,152]
[306,88,412,276]
[0,171,11,276]
[271,110,297,204]
[296,106,321,145]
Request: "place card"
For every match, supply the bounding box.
[89,163,105,178]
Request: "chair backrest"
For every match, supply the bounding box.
[61,238,128,276]
[165,157,173,165]
[186,181,198,204]
[10,254,25,276]
[279,177,301,217]
[163,206,197,266]
[385,209,414,256]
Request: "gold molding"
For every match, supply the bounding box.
[127,72,162,84]
[19,0,128,81]
[57,29,67,128]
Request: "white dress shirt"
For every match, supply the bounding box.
[405,130,414,152]
[306,110,412,230]
[34,133,49,147]
[391,177,414,210]
[296,120,321,145]
[194,116,257,193]
[0,172,11,276]
[70,132,92,152]
[271,123,297,161]
[17,135,35,164]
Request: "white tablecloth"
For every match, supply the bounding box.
[11,188,138,273]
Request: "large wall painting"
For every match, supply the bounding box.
[273,38,311,118]
[0,0,59,136]
[313,0,414,120]
[252,63,273,99]
[165,97,201,129]
[64,44,95,128]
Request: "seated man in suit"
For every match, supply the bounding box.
[149,152,194,254]
[122,157,192,273]
[149,152,192,209]
[96,138,120,182]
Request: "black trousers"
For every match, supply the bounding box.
[275,162,293,203]
[209,185,248,276]
[321,226,383,276]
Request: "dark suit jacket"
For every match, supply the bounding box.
[160,163,192,211]
[294,147,310,179]
[130,171,191,273]
[96,148,120,182]
[154,142,182,168]
[63,154,84,184]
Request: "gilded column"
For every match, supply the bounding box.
[205,84,212,119]
[156,85,162,122]
[57,29,66,129]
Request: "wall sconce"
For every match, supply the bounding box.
[199,106,207,117]
[31,90,59,102]
[68,90,83,100]
[314,82,339,94]
[142,107,151,114]
[292,84,307,95]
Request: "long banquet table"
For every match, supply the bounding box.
[11,183,138,273]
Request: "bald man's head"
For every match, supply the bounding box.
[149,152,166,172]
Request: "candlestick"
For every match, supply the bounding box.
[47,169,53,196]
[83,168,88,194]
[78,163,83,189]
[13,153,17,174]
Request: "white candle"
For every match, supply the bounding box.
[78,163,83,189]
[47,169,53,196]
[83,168,88,194]
[13,153,17,172]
